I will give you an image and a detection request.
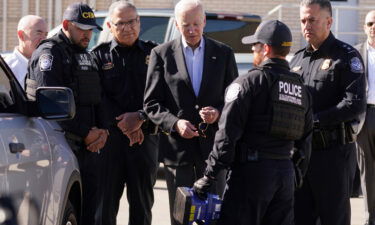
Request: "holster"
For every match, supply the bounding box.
[312,123,355,150]
[292,150,305,189]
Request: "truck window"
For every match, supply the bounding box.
[0,64,14,111]
[140,16,170,44]
[205,19,259,53]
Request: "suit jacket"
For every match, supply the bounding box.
[355,42,368,134]
[144,36,238,166]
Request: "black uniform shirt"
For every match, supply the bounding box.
[28,30,101,138]
[205,58,313,177]
[290,32,366,127]
[91,39,157,127]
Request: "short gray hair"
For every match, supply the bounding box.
[300,0,332,16]
[174,0,205,21]
[108,0,138,18]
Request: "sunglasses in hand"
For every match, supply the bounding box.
[197,122,208,138]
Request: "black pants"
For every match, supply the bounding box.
[357,107,375,223]
[295,143,355,225]
[217,159,294,225]
[100,128,159,225]
[74,146,102,225]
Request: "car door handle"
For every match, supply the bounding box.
[9,143,25,153]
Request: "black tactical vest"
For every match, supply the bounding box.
[26,36,101,106]
[251,68,307,140]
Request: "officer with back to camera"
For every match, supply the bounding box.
[26,3,107,225]
[193,20,313,225]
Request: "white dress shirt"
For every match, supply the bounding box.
[3,47,29,89]
[182,37,205,96]
[367,43,375,104]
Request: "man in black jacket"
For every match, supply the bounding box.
[143,0,238,224]
[91,2,158,225]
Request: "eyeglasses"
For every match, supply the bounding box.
[366,22,375,27]
[197,122,208,138]
[111,17,139,29]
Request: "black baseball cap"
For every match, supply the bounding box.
[63,2,102,31]
[242,20,292,47]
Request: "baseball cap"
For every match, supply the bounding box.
[63,2,102,31]
[241,20,292,47]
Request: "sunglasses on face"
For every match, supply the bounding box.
[197,122,208,138]
[366,22,375,27]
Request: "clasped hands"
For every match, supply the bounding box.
[84,127,109,152]
[116,112,144,146]
[174,106,219,139]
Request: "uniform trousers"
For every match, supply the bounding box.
[164,153,226,225]
[100,128,159,225]
[74,146,102,225]
[295,143,355,225]
[357,107,375,223]
[217,159,294,225]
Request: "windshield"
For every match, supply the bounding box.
[139,16,170,44]
[205,19,259,53]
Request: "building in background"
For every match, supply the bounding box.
[1,0,374,53]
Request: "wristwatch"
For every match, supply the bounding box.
[138,110,147,122]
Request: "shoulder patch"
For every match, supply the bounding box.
[350,57,364,73]
[39,54,53,71]
[225,83,241,103]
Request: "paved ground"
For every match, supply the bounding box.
[117,178,366,225]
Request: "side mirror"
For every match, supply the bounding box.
[35,87,76,120]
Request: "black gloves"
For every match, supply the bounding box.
[193,175,215,199]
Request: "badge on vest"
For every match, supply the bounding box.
[320,59,331,70]
[102,62,114,70]
[39,54,53,71]
[225,83,241,103]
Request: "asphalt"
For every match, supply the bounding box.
[116,178,366,225]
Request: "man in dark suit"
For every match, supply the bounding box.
[355,10,375,225]
[143,0,238,224]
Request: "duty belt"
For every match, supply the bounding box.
[312,126,353,151]
[239,148,292,162]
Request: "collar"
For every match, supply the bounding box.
[367,41,375,53]
[181,36,205,51]
[303,32,335,57]
[13,47,28,63]
[260,58,290,70]
[109,39,143,52]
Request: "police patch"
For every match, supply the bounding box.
[350,57,364,73]
[225,83,241,103]
[39,54,53,71]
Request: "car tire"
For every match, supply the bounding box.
[62,200,78,225]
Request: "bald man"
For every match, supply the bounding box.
[3,15,47,89]
[355,10,375,225]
